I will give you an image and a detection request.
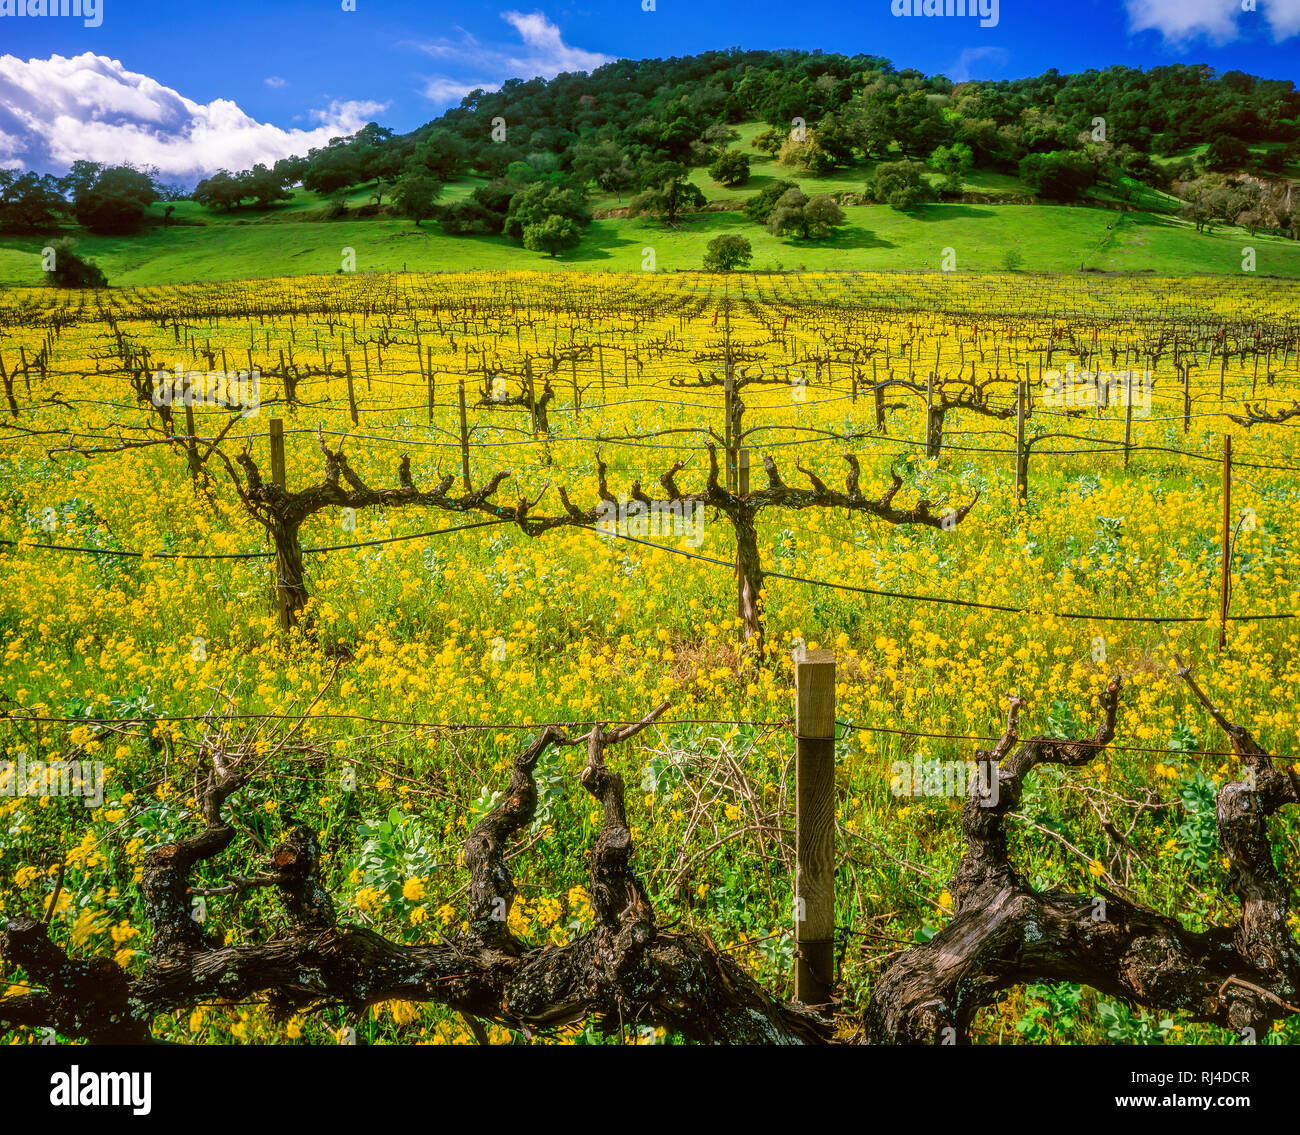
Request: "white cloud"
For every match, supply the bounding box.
[1265,0,1300,37]
[1125,0,1300,43]
[0,53,387,179]
[419,77,482,105]
[498,10,611,73]
[411,10,612,106]
[264,76,288,88]
[947,46,1009,83]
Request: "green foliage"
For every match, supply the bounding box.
[1019,150,1099,201]
[42,238,107,289]
[301,144,363,196]
[871,161,937,210]
[929,143,975,177]
[743,179,801,224]
[406,130,469,181]
[1098,999,1175,1044]
[503,183,591,242]
[778,134,838,175]
[522,214,581,257]
[74,166,158,235]
[708,149,751,187]
[751,126,785,157]
[4,193,1300,285]
[353,807,442,900]
[530,747,568,835]
[1174,770,1218,873]
[572,139,634,197]
[702,233,753,271]
[627,167,706,224]
[0,171,67,234]
[391,174,442,226]
[1016,983,1085,1043]
[765,188,846,240]
[193,164,294,212]
[1205,135,1250,172]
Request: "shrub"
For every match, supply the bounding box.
[43,239,107,288]
[708,150,751,187]
[702,234,753,271]
[872,162,937,210]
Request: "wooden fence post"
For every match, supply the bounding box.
[525,357,538,437]
[723,370,736,492]
[0,354,16,418]
[1015,380,1028,506]
[345,354,358,426]
[735,449,750,639]
[184,396,200,480]
[795,648,836,1007]
[1183,365,1191,433]
[1123,371,1134,470]
[269,417,286,488]
[458,381,472,493]
[1219,435,1232,653]
[925,373,937,459]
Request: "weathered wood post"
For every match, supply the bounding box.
[1219,435,1232,653]
[269,417,286,488]
[1015,380,1028,506]
[735,449,750,638]
[458,381,472,493]
[344,353,358,426]
[925,373,939,459]
[795,648,836,1007]
[1123,370,1134,469]
[183,395,200,481]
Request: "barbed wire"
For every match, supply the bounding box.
[4,519,1284,626]
[0,708,1293,763]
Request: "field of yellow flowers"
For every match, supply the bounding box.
[2,270,1299,1044]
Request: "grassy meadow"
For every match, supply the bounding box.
[2,124,1299,285]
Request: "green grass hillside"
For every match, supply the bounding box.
[2,125,1298,285]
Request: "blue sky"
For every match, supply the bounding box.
[0,0,1298,178]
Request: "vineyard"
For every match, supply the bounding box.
[2,269,1300,1044]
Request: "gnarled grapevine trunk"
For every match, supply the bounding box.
[2,704,829,1045]
[861,671,1300,1044]
[5,668,1296,1045]
[270,516,308,630]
